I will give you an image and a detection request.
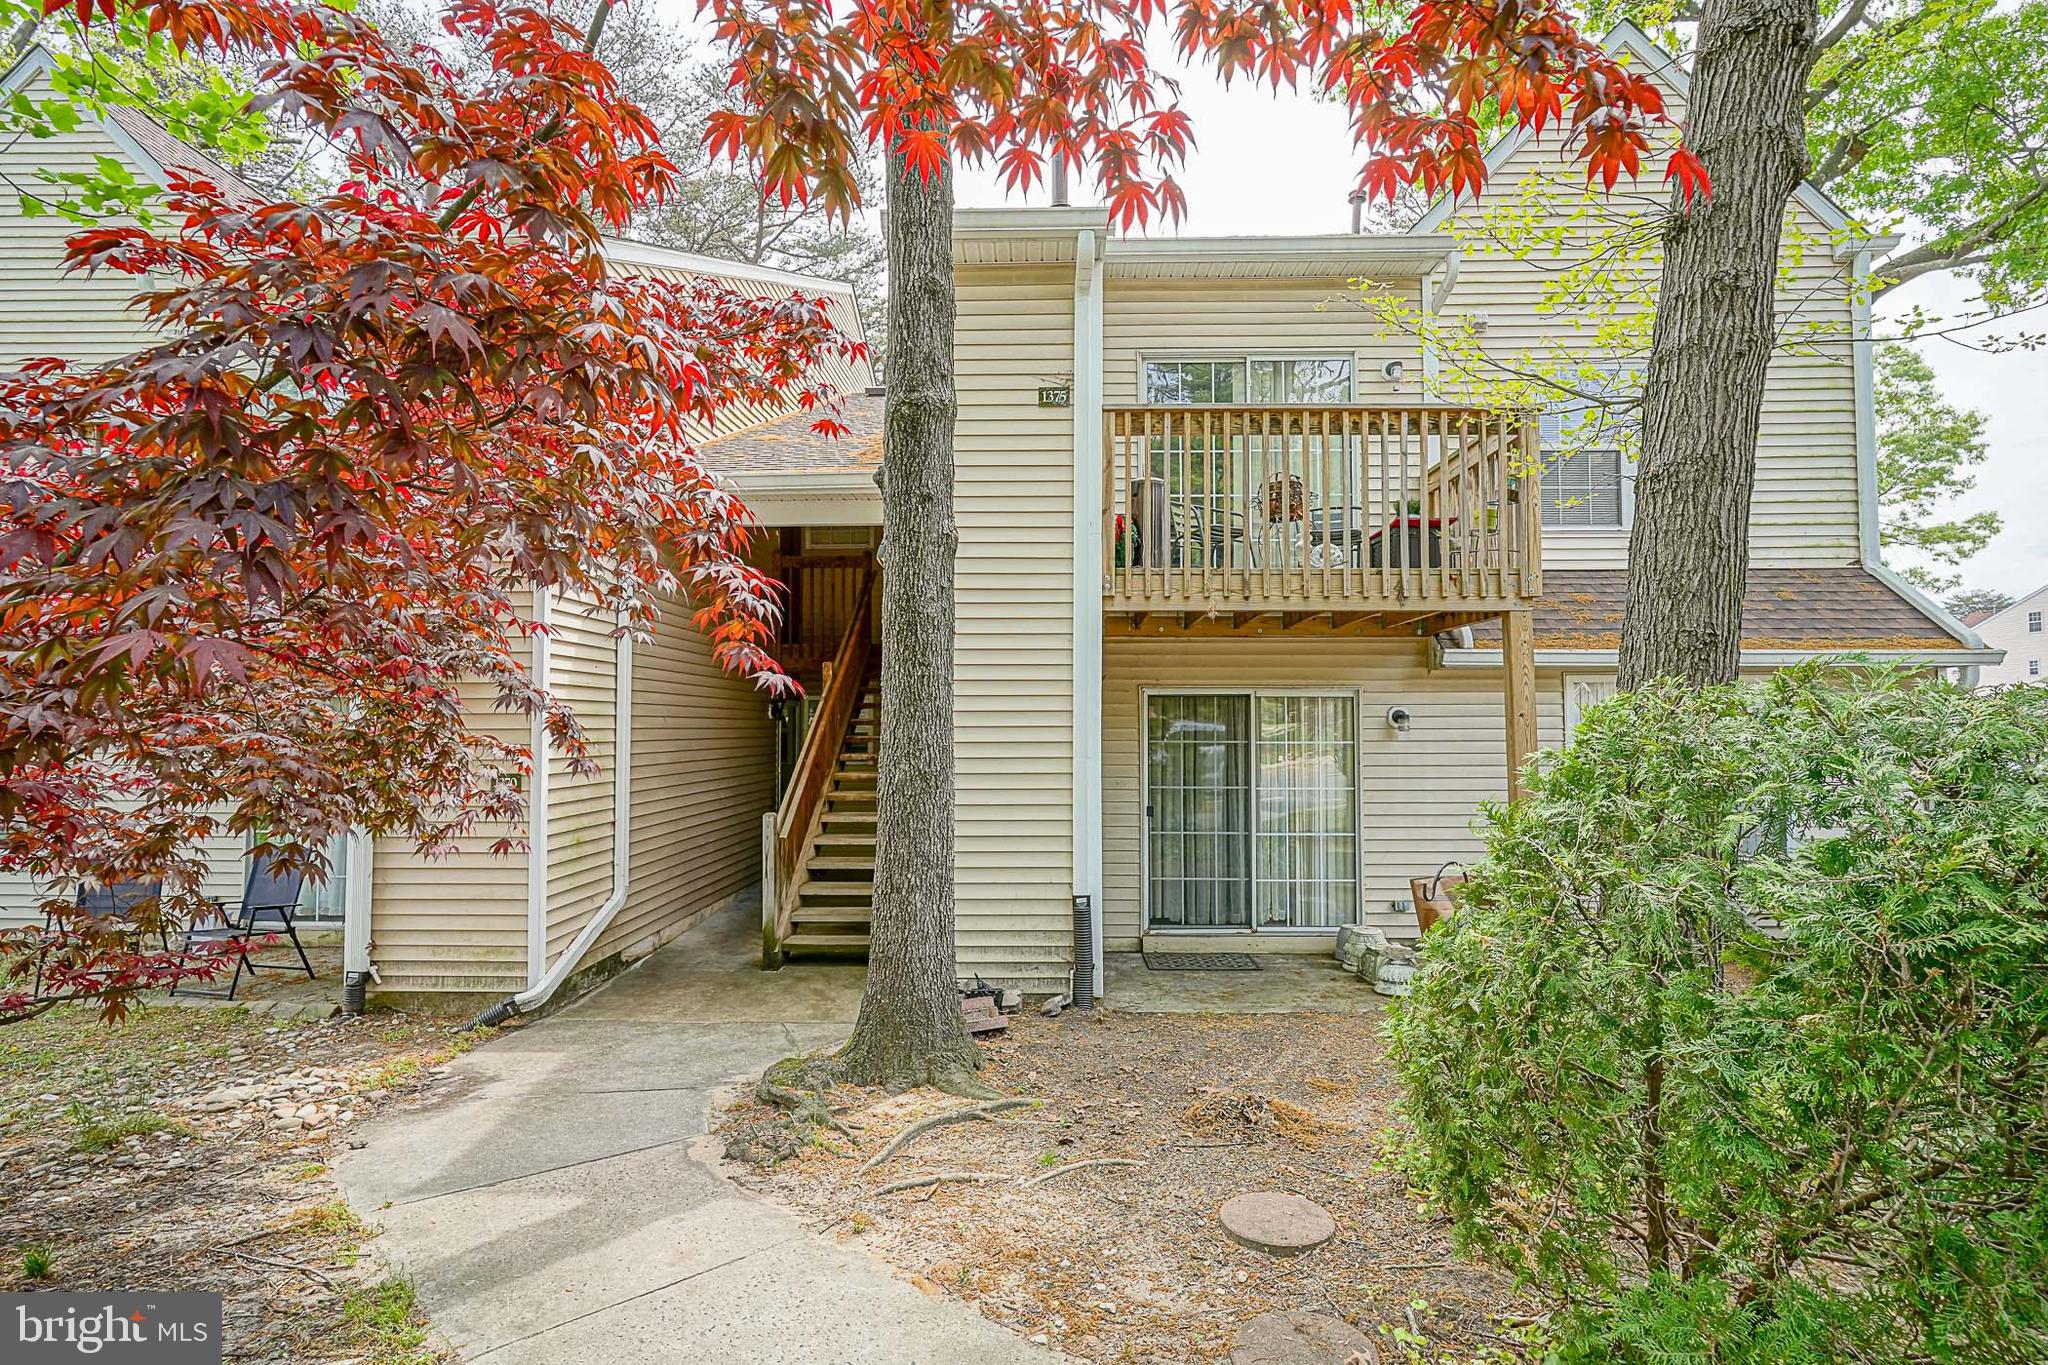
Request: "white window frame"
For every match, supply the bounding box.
[1538,375,1637,534]
[2029,610,2043,633]
[1137,352,1359,406]
[1562,674,1620,735]
[2030,659,2041,677]
[1139,686,1363,935]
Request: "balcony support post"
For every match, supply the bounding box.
[1502,608,1538,800]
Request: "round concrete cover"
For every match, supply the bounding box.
[1229,1308,1380,1365]
[1218,1191,1339,1256]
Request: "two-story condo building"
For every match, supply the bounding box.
[1,28,2001,1011]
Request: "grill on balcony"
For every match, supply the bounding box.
[1104,404,1541,629]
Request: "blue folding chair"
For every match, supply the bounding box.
[31,878,166,999]
[172,846,312,1000]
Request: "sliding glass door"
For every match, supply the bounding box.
[1145,692,1359,932]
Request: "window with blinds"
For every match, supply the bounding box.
[1538,379,1634,529]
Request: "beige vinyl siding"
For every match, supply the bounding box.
[953,264,1075,991]
[543,589,621,960]
[1434,107,1861,568]
[0,68,158,366]
[369,648,532,998]
[600,584,775,966]
[1102,277,1425,403]
[1101,635,1564,947]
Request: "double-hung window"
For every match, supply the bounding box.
[2029,610,2043,633]
[1539,374,1636,530]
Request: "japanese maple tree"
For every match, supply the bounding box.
[696,0,1702,1091]
[0,0,860,1024]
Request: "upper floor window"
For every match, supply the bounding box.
[2030,610,2043,632]
[1539,375,1636,531]
[1141,355,1354,405]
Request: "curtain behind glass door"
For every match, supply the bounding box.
[1253,695,1359,929]
[1146,694,1251,928]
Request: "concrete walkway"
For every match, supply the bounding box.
[334,902,1059,1364]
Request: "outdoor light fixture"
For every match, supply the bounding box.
[1380,359,1406,383]
[1386,705,1413,733]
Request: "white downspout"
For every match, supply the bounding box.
[474,604,636,1026]
[525,589,553,990]
[339,828,376,1013]
[1071,225,1106,1002]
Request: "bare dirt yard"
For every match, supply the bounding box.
[720,1008,1542,1364]
[1,1001,483,1364]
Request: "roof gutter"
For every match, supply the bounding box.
[471,605,635,1029]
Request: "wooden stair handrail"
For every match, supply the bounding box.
[763,564,876,967]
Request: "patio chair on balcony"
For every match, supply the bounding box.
[171,845,313,1001]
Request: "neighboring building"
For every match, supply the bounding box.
[2,29,2001,1009]
[1971,584,2048,686]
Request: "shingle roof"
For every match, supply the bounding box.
[702,392,884,476]
[1466,567,1967,652]
[105,105,266,208]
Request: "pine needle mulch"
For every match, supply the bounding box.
[717,1009,1540,1363]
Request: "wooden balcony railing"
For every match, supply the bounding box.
[1104,405,1541,619]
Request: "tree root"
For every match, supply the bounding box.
[725,1054,860,1167]
[859,1098,1035,1172]
[874,1170,1012,1197]
[1021,1158,1144,1188]
[836,1033,997,1099]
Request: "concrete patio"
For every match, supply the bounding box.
[1104,951,1385,1014]
[333,900,1058,1364]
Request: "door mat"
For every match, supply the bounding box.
[1142,951,1262,972]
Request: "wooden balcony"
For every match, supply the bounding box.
[1103,404,1542,636]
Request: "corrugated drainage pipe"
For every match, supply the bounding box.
[1071,894,1095,1008]
[469,625,634,1030]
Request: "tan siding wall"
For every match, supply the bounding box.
[1101,635,1564,947]
[1436,116,1862,568]
[601,585,775,965]
[544,589,620,959]
[369,645,532,998]
[953,265,1075,990]
[1101,277,1425,402]
[0,68,159,366]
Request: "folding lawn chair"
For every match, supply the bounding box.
[171,846,312,1001]
[31,878,167,999]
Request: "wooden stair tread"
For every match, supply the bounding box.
[798,879,872,897]
[792,908,873,925]
[783,932,872,949]
[804,857,873,873]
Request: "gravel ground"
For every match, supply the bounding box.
[719,1009,1542,1364]
[1,1001,482,1364]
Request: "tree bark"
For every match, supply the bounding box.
[835,137,985,1094]
[1617,0,1819,691]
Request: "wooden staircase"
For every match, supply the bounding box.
[783,675,879,957]
[763,563,878,968]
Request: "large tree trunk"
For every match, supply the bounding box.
[1617,0,1818,691]
[835,139,984,1093]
